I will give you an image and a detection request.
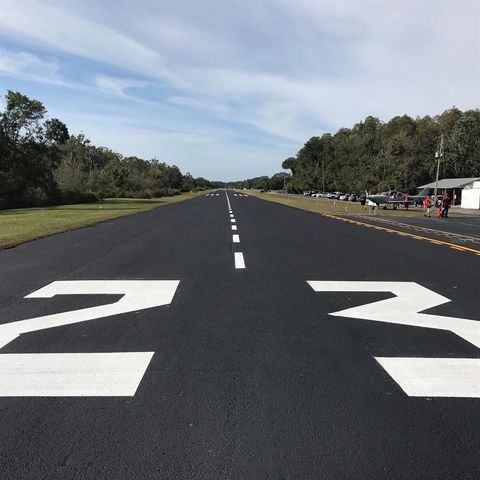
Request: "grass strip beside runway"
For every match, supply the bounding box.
[0,193,206,250]
[243,190,422,217]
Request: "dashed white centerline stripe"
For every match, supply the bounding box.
[225,189,245,269]
[234,252,246,269]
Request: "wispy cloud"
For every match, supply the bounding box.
[91,74,150,97]
[0,48,61,84]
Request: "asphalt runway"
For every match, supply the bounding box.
[0,190,479,479]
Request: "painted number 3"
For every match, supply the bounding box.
[309,281,480,398]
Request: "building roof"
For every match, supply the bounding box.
[418,178,480,189]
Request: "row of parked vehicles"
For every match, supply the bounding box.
[303,191,367,203]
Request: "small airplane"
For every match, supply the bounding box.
[367,187,430,209]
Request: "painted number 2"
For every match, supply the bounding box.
[0,280,180,397]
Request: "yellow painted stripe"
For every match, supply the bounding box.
[324,214,480,256]
[364,218,480,242]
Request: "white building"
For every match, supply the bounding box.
[461,181,480,209]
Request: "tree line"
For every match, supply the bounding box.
[0,90,221,209]
[229,172,290,191]
[234,108,480,194]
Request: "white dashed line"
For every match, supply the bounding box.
[234,252,246,269]
[225,189,245,269]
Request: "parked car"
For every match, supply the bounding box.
[348,194,357,202]
[339,194,349,200]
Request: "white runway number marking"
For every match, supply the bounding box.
[308,281,480,398]
[0,280,180,397]
[0,352,154,397]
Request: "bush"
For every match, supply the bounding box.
[152,187,176,197]
[61,190,98,204]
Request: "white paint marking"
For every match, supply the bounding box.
[0,352,154,397]
[234,252,246,269]
[216,194,219,196]
[232,234,240,243]
[308,281,480,398]
[233,194,238,196]
[229,214,234,218]
[375,357,480,398]
[230,218,236,223]
[307,281,480,348]
[232,225,238,231]
[0,280,180,349]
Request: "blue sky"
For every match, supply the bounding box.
[0,0,479,180]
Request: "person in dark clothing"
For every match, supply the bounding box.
[441,193,451,218]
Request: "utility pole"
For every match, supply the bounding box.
[434,133,444,206]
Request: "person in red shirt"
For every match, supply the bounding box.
[423,195,432,217]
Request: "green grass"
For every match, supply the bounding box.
[242,190,429,217]
[0,192,207,250]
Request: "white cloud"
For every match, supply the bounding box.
[0,48,61,84]
[0,0,164,73]
[92,74,150,97]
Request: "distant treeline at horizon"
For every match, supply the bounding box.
[231,107,480,194]
[0,90,225,209]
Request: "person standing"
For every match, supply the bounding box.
[441,193,451,218]
[423,195,432,217]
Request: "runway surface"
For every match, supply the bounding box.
[0,190,479,479]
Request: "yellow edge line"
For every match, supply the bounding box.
[324,214,480,256]
[355,217,480,242]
